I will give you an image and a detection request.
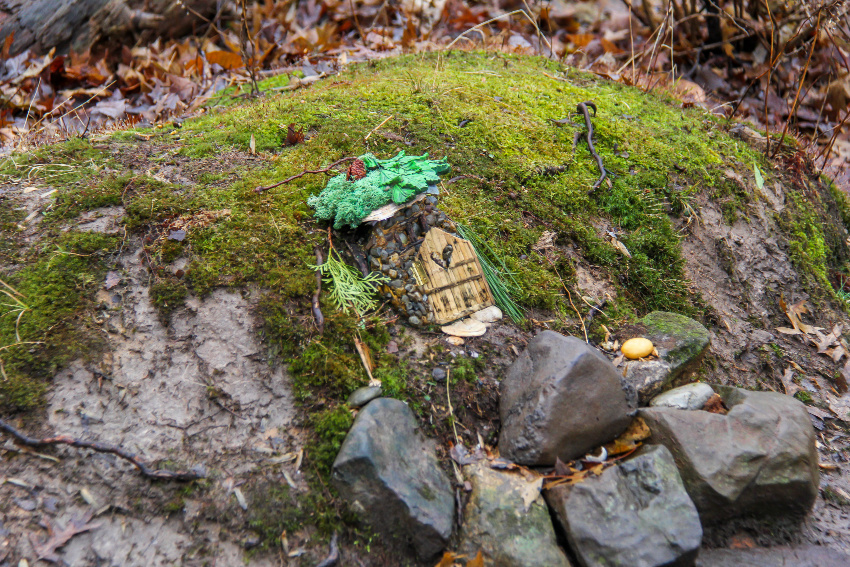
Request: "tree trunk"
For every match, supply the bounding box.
[0,0,226,56]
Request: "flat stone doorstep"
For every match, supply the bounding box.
[696,545,850,567]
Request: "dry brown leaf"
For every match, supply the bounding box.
[434,551,462,567]
[776,326,802,335]
[604,416,651,456]
[466,551,485,567]
[29,511,102,563]
[702,393,728,414]
[780,367,801,396]
[206,50,244,70]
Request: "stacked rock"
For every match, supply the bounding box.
[363,195,457,326]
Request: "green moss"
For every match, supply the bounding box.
[452,356,483,384]
[0,231,117,411]
[247,481,353,550]
[794,390,813,404]
[149,277,188,322]
[309,405,354,476]
[781,191,834,299]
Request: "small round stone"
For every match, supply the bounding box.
[347,386,383,408]
[432,367,447,382]
[391,279,404,288]
[380,250,389,260]
[409,315,421,326]
[398,233,408,245]
[405,283,415,293]
[370,248,380,257]
[622,337,654,359]
[388,269,398,279]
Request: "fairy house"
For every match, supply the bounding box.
[361,195,494,326]
[412,228,494,324]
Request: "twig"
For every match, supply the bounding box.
[364,115,393,141]
[254,157,358,193]
[312,245,325,334]
[0,418,204,481]
[315,532,340,567]
[444,9,552,53]
[566,288,589,343]
[576,102,607,190]
[446,368,459,445]
[770,9,821,158]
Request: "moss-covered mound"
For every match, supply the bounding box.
[2,51,849,561]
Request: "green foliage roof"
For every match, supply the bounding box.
[308,151,450,228]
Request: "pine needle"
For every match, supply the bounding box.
[455,223,525,323]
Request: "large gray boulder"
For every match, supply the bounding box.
[623,312,711,403]
[459,463,571,566]
[331,398,454,560]
[499,331,633,465]
[545,445,702,567]
[640,386,818,522]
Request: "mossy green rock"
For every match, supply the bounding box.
[460,463,571,567]
[624,311,711,403]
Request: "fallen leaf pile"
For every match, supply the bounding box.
[0,0,844,191]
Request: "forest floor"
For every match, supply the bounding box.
[0,2,849,565]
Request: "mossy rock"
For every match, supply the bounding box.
[624,311,711,403]
[642,311,711,371]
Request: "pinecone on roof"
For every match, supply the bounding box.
[347,159,367,180]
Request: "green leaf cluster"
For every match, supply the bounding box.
[307,151,450,228]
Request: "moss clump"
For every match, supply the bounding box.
[780,191,834,300]
[309,405,354,476]
[149,277,188,322]
[0,231,117,411]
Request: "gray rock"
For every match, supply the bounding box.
[432,367,447,382]
[332,398,454,560]
[623,311,711,403]
[546,445,702,567]
[459,463,571,567]
[696,546,850,567]
[347,386,383,408]
[640,386,818,522]
[499,331,633,465]
[650,383,715,410]
[409,315,421,326]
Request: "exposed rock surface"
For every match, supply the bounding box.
[650,383,716,410]
[331,398,454,560]
[546,445,702,567]
[499,331,633,465]
[346,386,382,408]
[459,463,571,566]
[695,545,850,566]
[623,312,711,403]
[640,386,818,522]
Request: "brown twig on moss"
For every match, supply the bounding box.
[0,418,204,481]
[254,157,358,193]
[575,101,607,191]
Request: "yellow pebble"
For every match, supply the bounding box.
[622,337,654,359]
